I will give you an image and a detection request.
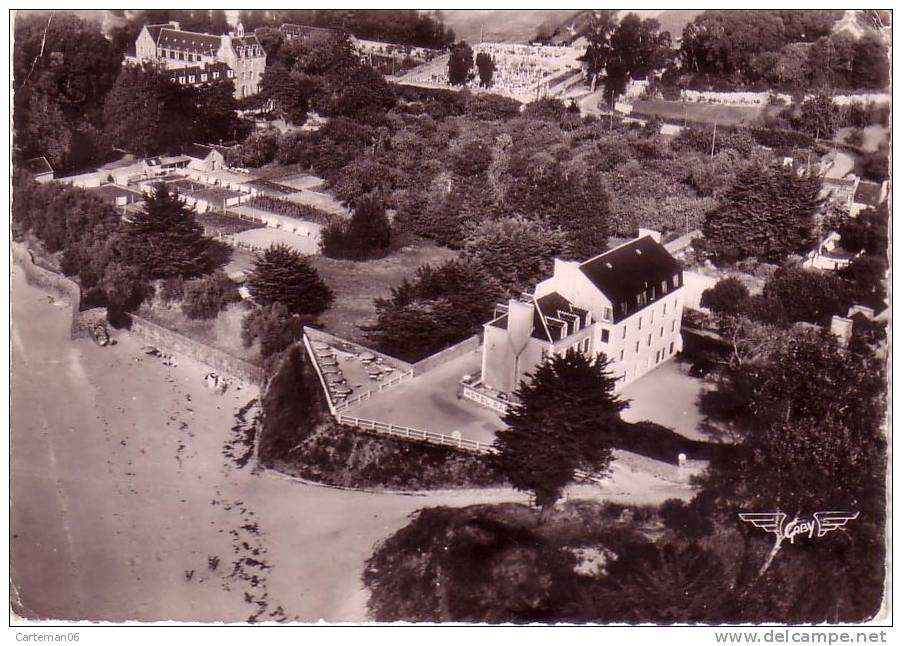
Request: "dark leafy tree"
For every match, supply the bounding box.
[837,205,888,257]
[193,80,239,143]
[598,541,728,622]
[260,64,310,125]
[700,326,886,585]
[475,51,495,88]
[322,194,392,260]
[123,184,222,279]
[448,41,474,86]
[13,13,122,169]
[368,260,501,362]
[703,165,821,263]
[100,261,152,320]
[700,277,750,315]
[247,244,333,316]
[602,56,630,103]
[851,33,889,90]
[493,349,627,517]
[795,95,840,139]
[241,302,305,359]
[610,14,671,81]
[102,63,196,157]
[758,266,849,326]
[838,255,887,310]
[579,10,617,89]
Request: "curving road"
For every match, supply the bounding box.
[11,269,693,622]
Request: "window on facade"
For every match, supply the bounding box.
[179,52,184,60]
[635,341,639,353]
[619,350,624,361]
[660,327,664,337]
[669,342,674,355]
[671,320,676,333]
[638,316,642,330]
[663,302,667,315]
[622,326,626,340]
[647,334,651,347]
[601,329,609,343]
[582,338,590,353]
[602,306,612,321]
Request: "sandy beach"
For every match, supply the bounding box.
[11,269,693,623]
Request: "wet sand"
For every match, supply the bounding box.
[11,269,693,623]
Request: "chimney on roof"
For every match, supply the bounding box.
[638,228,661,244]
[506,299,535,356]
[170,21,180,31]
[830,315,854,346]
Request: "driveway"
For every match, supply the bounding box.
[620,358,712,442]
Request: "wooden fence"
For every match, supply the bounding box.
[334,369,414,412]
[336,414,495,454]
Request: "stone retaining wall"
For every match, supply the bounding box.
[11,241,85,339]
[127,313,264,385]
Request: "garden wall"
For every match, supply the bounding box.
[11,241,85,339]
[127,313,264,385]
[411,334,481,375]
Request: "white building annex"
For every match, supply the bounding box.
[480,230,685,396]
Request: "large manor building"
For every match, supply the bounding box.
[131,21,266,98]
[480,230,685,395]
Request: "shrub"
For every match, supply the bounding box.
[700,277,750,315]
[241,302,306,359]
[181,272,241,320]
[321,194,391,260]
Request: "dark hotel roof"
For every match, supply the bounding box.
[157,28,222,54]
[579,235,682,305]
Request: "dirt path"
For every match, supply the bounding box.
[11,270,694,623]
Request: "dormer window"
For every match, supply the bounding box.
[201,74,207,82]
[661,280,668,294]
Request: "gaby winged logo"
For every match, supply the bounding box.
[739,512,860,544]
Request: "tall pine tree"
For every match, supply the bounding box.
[493,349,627,517]
[123,183,219,279]
[247,243,333,316]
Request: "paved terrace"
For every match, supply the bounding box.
[348,348,505,447]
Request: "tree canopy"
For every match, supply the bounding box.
[122,183,225,279]
[493,349,627,515]
[247,244,334,316]
[368,260,501,362]
[703,165,821,263]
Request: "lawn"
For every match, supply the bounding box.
[311,237,459,343]
[631,99,764,127]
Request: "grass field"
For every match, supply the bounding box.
[312,238,458,343]
[631,99,764,127]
